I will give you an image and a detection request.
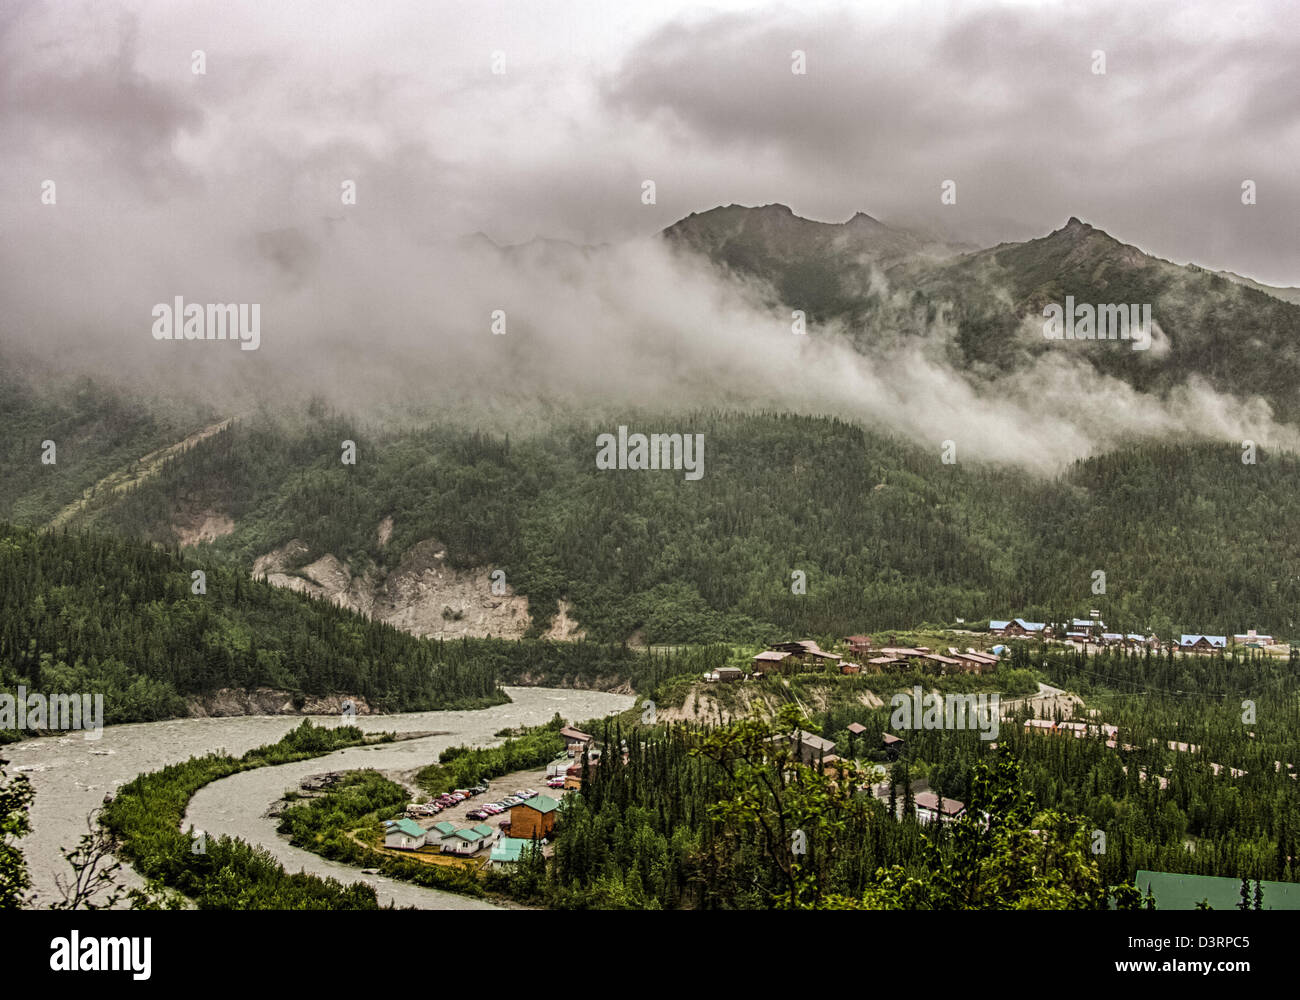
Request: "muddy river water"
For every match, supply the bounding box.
[5,687,633,909]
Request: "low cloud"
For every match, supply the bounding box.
[1,0,1296,471]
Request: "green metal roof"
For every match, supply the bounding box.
[389,819,426,837]
[472,823,493,836]
[450,827,484,842]
[516,794,559,815]
[431,821,456,836]
[490,837,529,863]
[1133,870,1300,910]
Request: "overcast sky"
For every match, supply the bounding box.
[2,0,1297,284]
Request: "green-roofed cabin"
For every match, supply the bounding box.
[384,818,428,851]
[441,826,492,856]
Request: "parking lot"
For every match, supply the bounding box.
[407,764,567,832]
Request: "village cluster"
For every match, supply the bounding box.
[380,725,597,868]
[370,619,1288,893]
[704,638,1002,681]
[702,620,1281,687]
[986,618,1277,654]
[693,619,1288,834]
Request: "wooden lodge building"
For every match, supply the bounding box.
[988,619,1047,638]
[844,635,873,656]
[1179,634,1227,654]
[914,791,966,824]
[509,794,560,840]
[753,640,843,675]
[767,729,837,766]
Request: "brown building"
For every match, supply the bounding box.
[844,635,873,656]
[767,729,836,766]
[768,640,844,669]
[752,650,792,674]
[914,791,965,824]
[564,756,599,790]
[949,650,998,674]
[509,794,560,840]
[1178,634,1227,654]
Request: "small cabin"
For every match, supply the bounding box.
[384,818,427,851]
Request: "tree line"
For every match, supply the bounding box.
[41,410,1300,646]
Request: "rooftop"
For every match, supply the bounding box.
[515,794,560,815]
[1131,870,1300,910]
[490,837,530,863]
[1180,634,1227,646]
[914,791,965,815]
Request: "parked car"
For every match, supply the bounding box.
[547,777,565,789]
[467,809,488,820]
[472,784,489,795]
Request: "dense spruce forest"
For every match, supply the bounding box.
[270,643,1300,909]
[274,709,1120,908]
[0,522,743,736]
[0,524,505,736]
[0,366,211,527]
[24,406,1299,646]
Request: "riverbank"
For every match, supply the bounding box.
[8,687,633,908]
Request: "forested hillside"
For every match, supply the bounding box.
[0,365,211,527]
[0,524,506,737]
[513,646,1300,907]
[25,408,1299,645]
[667,207,1300,425]
[519,667,1300,908]
[4,203,1299,650]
